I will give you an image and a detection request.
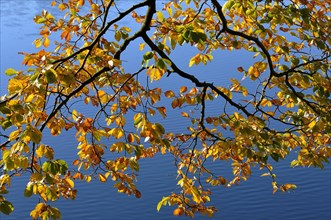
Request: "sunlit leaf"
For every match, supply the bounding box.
[98,174,107,182]
[43,37,50,48]
[4,68,18,76]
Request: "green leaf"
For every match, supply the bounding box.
[156,59,166,70]
[45,173,55,184]
[30,127,42,144]
[115,30,121,41]
[271,153,280,162]
[24,185,33,197]
[57,159,69,174]
[223,0,234,10]
[50,162,59,175]
[0,200,14,215]
[49,206,62,219]
[42,161,51,173]
[143,51,154,60]
[129,158,139,171]
[155,123,165,134]
[4,68,18,76]
[183,30,191,41]
[170,38,176,50]
[190,31,200,43]
[1,118,12,130]
[0,106,11,114]
[45,69,57,84]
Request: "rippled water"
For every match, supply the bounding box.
[0,0,330,219]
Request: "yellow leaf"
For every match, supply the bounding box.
[139,43,145,51]
[26,94,35,103]
[147,67,164,81]
[120,26,131,32]
[110,103,118,113]
[112,59,122,67]
[105,172,111,179]
[308,120,316,129]
[9,130,20,141]
[91,4,99,12]
[257,62,267,72]
[65,177,74,188]
[97,90,108,104]
[260,98,269,107]
[115,116,126,126]
[300,149,309,155]
[66,47,73,56]
[35,202,45,212]
[284,183,297,190]
[28,126,42,144]
[72,109,78,122]
[191,187,202,203]
[109,128,124,139]
[248,66,260,79]
[30,203,45,218]
[34,38,43,48]
[36,144,46,158]
[157,197,169,212]
[189,57,195,67]
[156,11,165,21]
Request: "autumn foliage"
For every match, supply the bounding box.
[1,0,330,218]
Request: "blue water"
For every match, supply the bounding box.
[0,0,330,219]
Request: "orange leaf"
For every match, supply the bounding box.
[58,3,66,11]
[164,90,175,98]
[134,189,141,198]
[78,0,85,6]
[98,174,107,182]
[171,98,179,108]
[237,66,244,72]
[127,133,134,143]
[43,37,50,48]
[72,159,80,166]
[173,208,184,216]
[180,86,187,94]
[181,112,189,117]
[157,107,167,118]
